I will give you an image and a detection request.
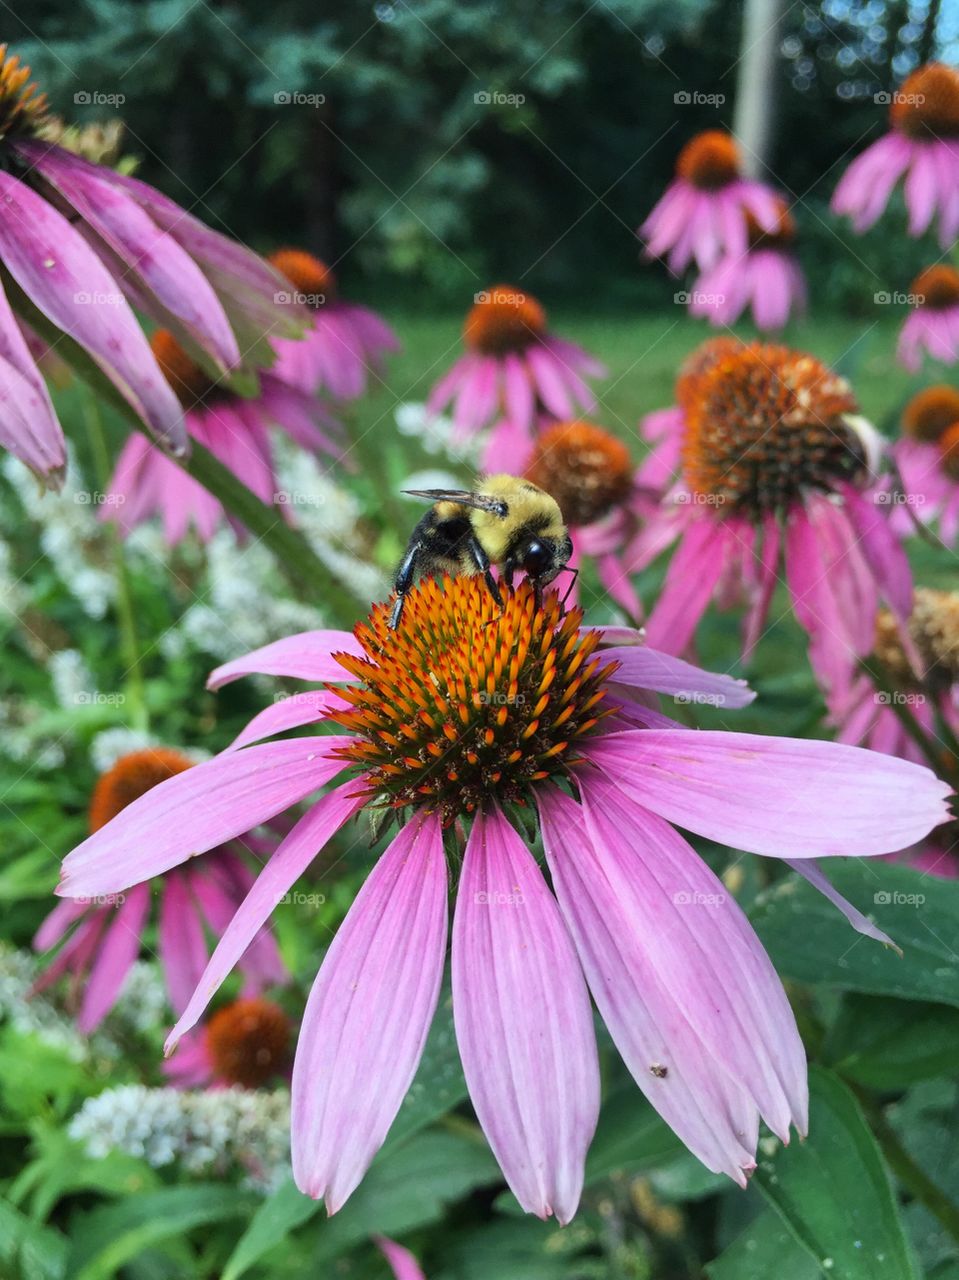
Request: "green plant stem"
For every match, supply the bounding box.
[856,1090,959,1247]
[82,388,149,734]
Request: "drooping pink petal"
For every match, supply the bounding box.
[58,738,353,898]
[583,729,951,857]
[452,808,599,1224]
[291,813,448,1211]
[0,170,185,451]
[578,772,807,1139]
[166,786,363,1051]
[644,516,730,654]
[225,691,348,752]
[375,1237,427,1280]
[159,871,211,1016]
[840,484,913,621]
[207,631,363,689]
[78,883,151,1032]
[782,859,899,950]
[0,275,65,484]
[538,785,760,1185]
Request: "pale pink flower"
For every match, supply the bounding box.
[377,1237,427,1280]
[57,578,948,1221]
[832,62,959,249]
[891,385,959,546]
[690,201,806,332]
[268,249,399,400]
[35,748,285,1031]
[427,285,605,469]
[162,996,291,1090]
[0,46,306,486]
[103,329,343,544]
[897,265,959,371]
[629,342,910,698]
[639,130,781,274]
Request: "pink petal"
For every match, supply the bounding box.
[783,859,899,950]
[0,170,185,451]
[226,691,348,752]
[599,646,754,710]
[375,1238,427,1280]
[538,785,759,1185]
[583,729,952,857]
[207,631,363,689]
[291,813,448,1211]
[644,516,730,654]
[159,872,211,1017]
[165,786,362,1051]
[58,738,353,898]
[840,485,913,621]
[0,275,65,483]
[452,808,599,1224]
[78,884,151,1032]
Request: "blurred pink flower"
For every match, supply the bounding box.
[35,748,285,1031]
[897,265,959,371]
[832,62,959,249]
[427,285,604,470]
[57,579,949,1221]
[103,329,343,544]
[639,130,781,273]
[163,996,291,1090]
[0,46,305,486]
[690,201,806,332]
[268,248,399,400]
[377,1237,427,1280]
[629,342,910,697]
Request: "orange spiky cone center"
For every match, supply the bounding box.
[329,577,616,823]
[88,748,193,833]
[912,265,959,311]
[902,386,959,443]
[150,330,218,408]
[675,130,741,190]
[940,423,959,483]
[0,45,49,143]
[891,63,959,139]
[205,998,291,1088]
[525,420,633,526]
[745,199,796,251]
[464,286,547,355]
[682,343,865,513]
[675,336,745,412]
[267,248,335,307]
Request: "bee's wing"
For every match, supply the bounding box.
[402,488,508,517]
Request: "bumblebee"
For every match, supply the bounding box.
[389,474,573,629]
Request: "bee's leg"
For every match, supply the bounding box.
[559,565,579,609]
[465,535,504,611]
[389,540,424,629]
[501,564,515,594]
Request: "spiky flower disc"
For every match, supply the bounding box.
[902,385,959,443]
[682,343,865,514]
[268,248,336,307]
[675,130,741,190]
[0,45,49,145]
[89,748,193,833]
[464,285,547,356]
[524,420,633,526]
[874,588,959,693]
[331,577,616,822]
[205,998,291,1088]
[911,265,959,311]
[891,63,959,139]
[150,330,218,409]
[675,337,744,411]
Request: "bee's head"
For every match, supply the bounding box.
[515,532,573,587]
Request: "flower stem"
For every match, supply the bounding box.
[82,388,149,734]
[858,658,957,783]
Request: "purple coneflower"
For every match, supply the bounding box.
[690,201,806,332]
[377,1237,426,1280]
[892,385,959,546]
[427,286,605,468]
[639,130,780,274]
[267,249,399,400]
[832,62,959,249]
[523,419,654,619]
[0,46,304,485]
[898,265,959,371]
[57,577,949,1221]
[104,329,343,544]
[35,748,286,1031]
[629,342,911,695]
[163,996,291,1089]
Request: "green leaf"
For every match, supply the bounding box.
[220,1178,319,1280]
[824,994,959,1088]
[707,1209,822,1280]
[0,1198,68,1280]
[583,1083,682,1185]
[752,864,959,1006]
[67,1185,256,1280]
[754,1067,920,1280]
